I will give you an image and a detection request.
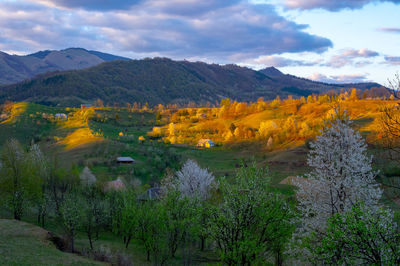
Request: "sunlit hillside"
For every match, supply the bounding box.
[151,91,398,150]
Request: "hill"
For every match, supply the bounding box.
[0,48,130,85]
[0,219,104,265]
[0,58,382,106]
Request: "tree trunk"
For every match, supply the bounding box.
[88,233,93,250]
[71,233,75,253]
[41,213,45,228]
[125,235,131,249]
[200,237,205,251]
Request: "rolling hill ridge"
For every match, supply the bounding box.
[0,56,382,106]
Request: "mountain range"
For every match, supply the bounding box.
[0,48,129,85]
[0,48,382,106]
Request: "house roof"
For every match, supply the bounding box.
[198,139,214,144]
[117,157,135,162]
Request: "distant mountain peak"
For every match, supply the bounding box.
[0,48,131,85]
[259,67,284,77]
[28,50,52,59]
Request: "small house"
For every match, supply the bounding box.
[197,139,215,148]
[81,104,93,109]
[55,113,68,120]
[117,157,135,164]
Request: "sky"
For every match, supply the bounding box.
[0,0,399,84]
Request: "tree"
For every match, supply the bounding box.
[30,144,50,227]
[162,191,201,260]
[387,72,400,98]
[293,108,382,235]
[81,186,108,249]
[80,166,96,186]
[132,200,169,263]
[380,74,400,162]
[210,163,295,265]
[168,122,175,136]
[174,159,215,200]
[60,190,83,253]
[349,88,358,101]
[47,164,80,218]
[0,139,42,220]
[307,203,400,265]
[119,191,137,249]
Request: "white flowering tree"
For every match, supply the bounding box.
[172,159,215,200]
[80,166,97,186]
[294,109,382,234]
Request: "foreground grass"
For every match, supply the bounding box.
[0,219,105,266]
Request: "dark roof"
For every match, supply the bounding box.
[117,157,135,162]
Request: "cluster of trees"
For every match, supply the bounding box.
[293,108,400,264]
[153,89,397,148]
[0,140,296,264]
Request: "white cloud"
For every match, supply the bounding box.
[308,72,369,83]
[325,48,379,68]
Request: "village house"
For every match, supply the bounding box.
[55,113,68,120]
[116,156,135,164]
[81,103,93,109]
[197,139,215,148]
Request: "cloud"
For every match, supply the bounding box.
[243,55,320,67]
[30,0,241,13]
[325,48,379,68]
[29,0,143,11]
[0,1,332,60]
[284,0,399,11]
[103,2,332,59]
[384,56,400,65]
[379,27,400,33]
[145,0,241,16]
[0,2,105,52]
[308,72,368,83]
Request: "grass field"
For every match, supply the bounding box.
[0,219,105,266]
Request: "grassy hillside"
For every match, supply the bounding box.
[0,219,104,265]
[0,58,382,106]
